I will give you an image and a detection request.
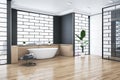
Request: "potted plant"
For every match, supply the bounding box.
[75,30,88,57]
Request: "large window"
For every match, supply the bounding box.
[75,13,89,56]
[0,0,7,64]
[17,11,53,45]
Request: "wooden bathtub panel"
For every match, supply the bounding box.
[11,44,73,64]
[60,44,73,57]
[11,46,18,64]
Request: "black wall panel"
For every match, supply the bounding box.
[7,0,12,64]
[53,13,75,44]
[61,13,74,44]
[53,16,61,44]
[12,9,17,45]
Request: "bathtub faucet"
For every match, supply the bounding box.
[48,41,51,45]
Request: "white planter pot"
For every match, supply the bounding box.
[23,44,26,46]
[81,53,85,57]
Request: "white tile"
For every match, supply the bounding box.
[18,25,29,28]
[0,0,7,3]
[24,29,34,32]
[18,15,23,18]
[0,4,6,8]
[35,29,44,32]
[0,8,6,13]
[30,39,39,41]
[18,22,23,25]
[18,11,29,15]
[0,13,6,18]
[40,15,49,18]
[30,19,39,23]
[24,15,34,19]
[29,13,39,17]
[35,36,44,38]
[40,27,48,29]
[29,26,39,29]
[45,30,53,33]
[40,33,48,35]
[0,27,6,31]
[40,21,48,24]
[29,32,39,35]
[35,23,44,26]
[0,32,6,36]
[18,38,29,42]
[0,42,6,45]
[18,18,29,22]
[24,22,34,26]
[45,24,53,27]
[18,32,29,35]
[0,18,6,22]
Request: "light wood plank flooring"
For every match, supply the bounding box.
[0,55,120,80]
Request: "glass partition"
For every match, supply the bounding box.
[102,4,120,61]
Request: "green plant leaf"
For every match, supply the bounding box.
[75,34,82,40]
[80,30,86,40]
[83,40,88,44]
[75,30,88,48]
[83,40,88,46]
[76,40,80,42]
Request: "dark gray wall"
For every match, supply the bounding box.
[53,13,75,56]
[53,13,75,44]
[7,0,12,64]
[111,9,120,21]
[61,13,74,44]
[53,16,61,44]
[88,16,90,55]
[111,9,120,57]
[12,9,17,45]
[111,21,116,57]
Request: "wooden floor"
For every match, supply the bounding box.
[0,55,120,80]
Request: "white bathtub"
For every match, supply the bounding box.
[27,48,58,59]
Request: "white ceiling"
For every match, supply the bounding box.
[11,0,120,16]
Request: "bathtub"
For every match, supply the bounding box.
[27,48,58,59]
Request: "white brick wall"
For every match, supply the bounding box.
[17,11,53,45]
[75,13,89,55]
[103,11,111,56]
[0,1,7,64]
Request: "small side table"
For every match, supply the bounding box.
[21,55,36,66]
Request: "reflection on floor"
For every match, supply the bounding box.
[0,55,120,80]
[0,55,7,64]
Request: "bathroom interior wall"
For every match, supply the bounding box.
[53,13,75,44]
[53,16,61,44]
[90,14,102,56]
[17,11,53,45]
[61,13,74,44]
[75,13,89,55]
[0,0,7,64]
